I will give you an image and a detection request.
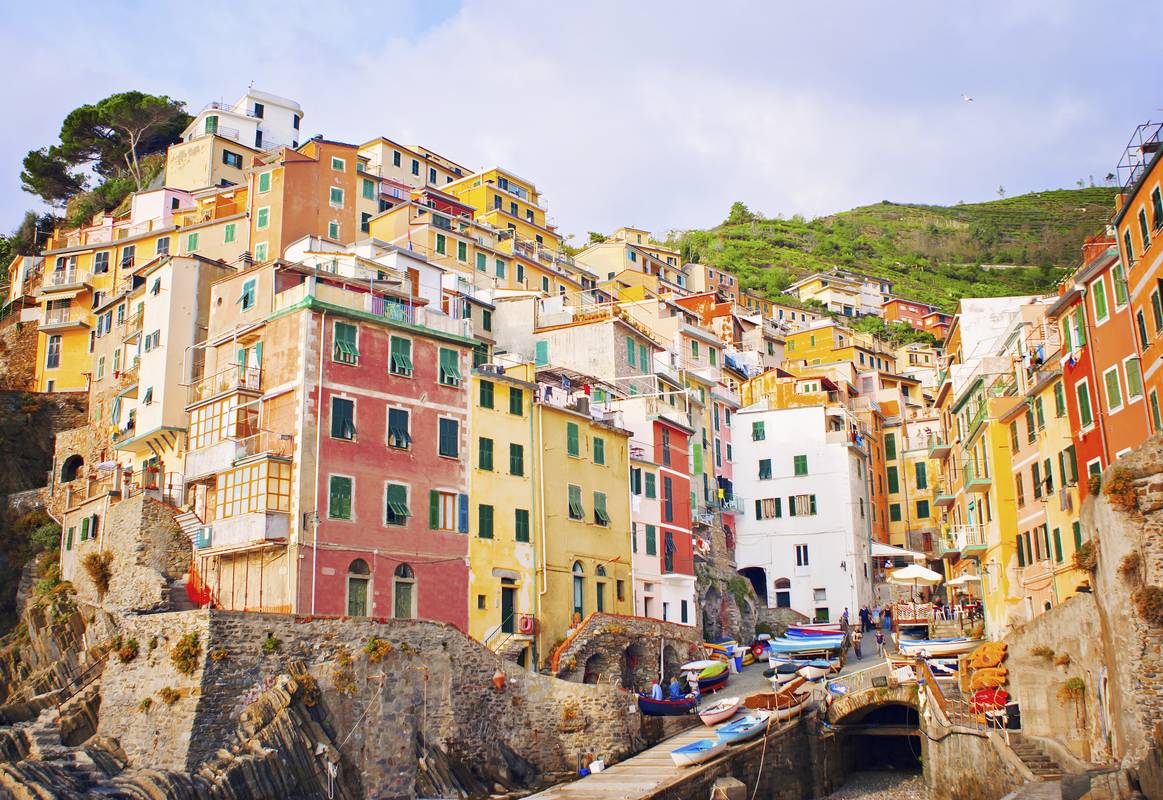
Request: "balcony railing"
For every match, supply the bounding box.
[947,524,986,551]
[188,364,262,405]
[962,457,991,492]
[44,269,90,289]
[234,431,295,461]
[43,307,74,326]
[274,280,473,339]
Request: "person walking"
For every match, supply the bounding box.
[875,629,886,657]
[859,606,870,632]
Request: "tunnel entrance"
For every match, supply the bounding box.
[828,702,924,797]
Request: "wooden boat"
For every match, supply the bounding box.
[698,670,729,693]
[716,711,771,744]
[742,688,811,721]
[680,659,721,672]
[698,696,741,725]
[767,663,800,687]
[637,694,697,716]
[670,737,727,767]
[786,623,842,635]
[702,640,737,661]
[766,636,844,655]
[798,661,832,681]
[740,648,755,667]
[896,637,980,658]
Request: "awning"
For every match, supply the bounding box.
[871,542,926,562]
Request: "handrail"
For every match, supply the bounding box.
[55,645,111,713]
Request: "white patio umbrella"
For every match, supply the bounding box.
[887,564,943,586]
[945,574,980,587]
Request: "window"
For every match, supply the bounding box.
[1054,382,1066,417]
[915,461,928,490]
[258,172,272,193]
[331,397,355,440]
[428,491,465,532]
[756,498,782,519]
[361,178,376,200]
[1104,367,1123,411]
[330,156,345,172]
[785,492,818,519]
[889,503,902,522]
[385,483,409,525]
[254,242,269,262]
[121,245,136,269]
[887,466,900,494]
[333,321,358,364]
[795,544,809,567]
[479,379,494,408]
[224,222,236,244]
[568,484,584,520]
[1153,187,1163,230]
[223,149,243,169]
[594,492,610,526]
[478,504,494,538]
[1076,379,1093,428]
[478,437,494,471]
[793,454,808,476]
[93,251,110,273]
[626,336,636,367]
[662,477,675,522]
[645,524,657,555]
[482,309,492,331]
[1138,310,1150,348]
[1043,457,1054,495]
[594,437,605,465]
[644,472,656,498]
[752,421,765,441]
[639,344,648,371]
[759,459,772,479]
[240,279,256,310]
[456,240,467,262]
[534,340,549,366]
[328,221,340,240]
[774,578,791,608]
[916,500,930,519]
[45,335,61,369]
[509,387,523,416]
[884,433,896,460]
[411,159,420,176]
[328,475,353,519]
[256,206,270,229]
[204,115,218,134]
[661,429,671,465]
[435,233,446,255]
[475,252,487,272]
[387,407,411,449]
[1126,357,1144,401]
[1035,396,1045,430]
[389,336,413,376]
[509,443,524,476]
[1153,391,1162,432]
[566,422,580,457]
[347,559,369,617]
[1112,260,1130,307]
[438,418,459,458]
[1141,208,1152,249]
[1092,276,1109,322]
[515,509,531,542]
[393,563,415,619]
[1015,473,1025,506]
[329,187,344,207]
[1032,462,1043,499]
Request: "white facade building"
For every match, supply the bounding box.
[182,90,304,152]
[733,403,873,623]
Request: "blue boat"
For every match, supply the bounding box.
[637,694,697,716]
[716,711,771,744]
[671,737,727,766]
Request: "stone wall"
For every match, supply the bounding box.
[68,493,189,612]
[922,729,1028,800]
[1002,591,1106,761]
[549,612,704,687]
[0,392,86,499]
[94,610,649,797]
[0,319,38,392]
[45,420,106,520]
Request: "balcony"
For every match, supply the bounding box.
[234,431,294,462]
[201,510,290,551]
[40,269,92,292]
[927,435,952,460]
[825,428,868,453]
[643,397,690,430]
[121,309,143,342]
[274,280,473,341]
[962,458,992,493]
[40,307,87,331]
[934,489,956,508]
[188,364,262,406]
[949,524,987,554]
[719,495,745,515]
[937,533,960,559]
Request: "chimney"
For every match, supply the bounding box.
[574,396,590,416]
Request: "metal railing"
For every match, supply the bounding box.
[234,430,295,461]
[44,268,89,288]
[1117,121,1163,194]
[188,364,262,405]
[43,307,73,325]
[947,524,987,549]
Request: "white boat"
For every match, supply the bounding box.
[771,690,811,721]
[670,737,727,767]
[679,659,722,672]
[698,696,741,725]
[716,711,771,744]
[896,637,981,658]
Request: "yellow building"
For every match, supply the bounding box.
[532,368,633,664]
[443,167,562,254]
[468,366,538,668]
[784,321,897,374]
[576,228,688,293]
[163,135,258,191]
[883,410,940,553]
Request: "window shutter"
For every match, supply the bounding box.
[458,494,469,533]
[535,340,549,366]
[429,490,439,529]
[90,514,99,539]
[1017,534,1025,567]
[789,496,797,517]
[755,499,762,519]
[775,498,782,518]
[567,423,579,456]
[80,516,90,540]
[809,495,817,514]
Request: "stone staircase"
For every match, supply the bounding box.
[495,635,533,665]
[16,709,123,794]
[1009,735,1065,781]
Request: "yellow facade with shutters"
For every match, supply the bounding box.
[884,427,939,551]
[467,369,539,667]
[443,167,562,254]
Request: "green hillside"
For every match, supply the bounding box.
[672,188,1118,312]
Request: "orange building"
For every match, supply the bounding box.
[1114,121,1163,427]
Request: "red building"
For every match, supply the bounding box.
[1046,238,1150,499]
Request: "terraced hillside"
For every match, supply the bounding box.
[672,187,1118,311]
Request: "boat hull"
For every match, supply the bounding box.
[671,738,727,767]
[698,697,741,725]
[716,711,771,744]
[638,695,697,716]
[698,672,729,693]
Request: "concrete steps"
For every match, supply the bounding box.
[1009,737,1065,781]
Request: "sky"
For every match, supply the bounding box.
[1,0,1160,242]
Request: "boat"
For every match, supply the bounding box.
[786,623,842,635]
[698,670,729,693]
[703,640,737,661]
[698,696,741,725]
[670,737,727,767]
[896,637,981,657]
[686,660,729,693]
[716,711,771,744]
[767,662,801,687]
[765,636,845,655]
[680,659,722,672]
[637,694,698,716]
[742,689,811,721]
[739,647,755,667]
[797,660,834,681]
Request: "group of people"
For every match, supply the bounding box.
[841,605,891,659]
[646,675,698,702]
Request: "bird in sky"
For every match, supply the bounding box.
[962,93,974,103]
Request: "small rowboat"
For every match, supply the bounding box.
[637,694,697,716]
[896,637,981,658]
[798,660,834,681]
[716,711,771,745]
[786,623,842,635]
[767,663,801,687]
[698,670,729,693]
[671,737,727,767]
[743,688,811,721]
[680,659,721,672]
[698,696,741,725]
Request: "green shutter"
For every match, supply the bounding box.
[646,525,657,555]
[789,496,797,517]
[774,498,782,517]
[476,252,487,272]
[429,490,440,529]
[645,472,656,498]
[1077,383,1093,427]
[1054,382,1066,417]
[1053,528,1063,563]
[328,476,352,519]
[439,348,462,385]
[594,492,609,525]
[478,505,494,538]
[80,516,90,541]
[479,380,494,408]
[1017,534,1026,567]
[915,462,927,489]
[535,340,549,366]
[479,437,493,470]
[1035,397,1045,430]
[887,466,899,494]
[509,387,523,416]
[1073,521,1082,550]
[794,455,807,476]
[1074,306,1086,346]
[567,423,579,456]
[510,443,524,476]
[626,336,636,367]
[639,344,648,372]
[884,433,896,460]
[515,509,530,542]
[890,504,902,522]
[594,437,605,465]
[390,337,413,375]
[693,443,703,474]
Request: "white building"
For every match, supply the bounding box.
[182,89,304,152]
[733,402,873,623]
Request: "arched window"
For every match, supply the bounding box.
[346,559,370,617]
[595,564,607,612]
[774,577,791,608]
[571,561,585,620]
[393,562,416,619]
[60,455,84,483]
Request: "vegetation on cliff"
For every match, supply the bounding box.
[672,188,1117,311]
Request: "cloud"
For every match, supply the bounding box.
[0,0,1159,237]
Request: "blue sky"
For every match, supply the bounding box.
[1,0,1160,241]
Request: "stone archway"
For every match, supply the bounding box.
[583,652,611,684]
[621,642,652,690]
[739,567,768,604]
[60,454,84,483]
